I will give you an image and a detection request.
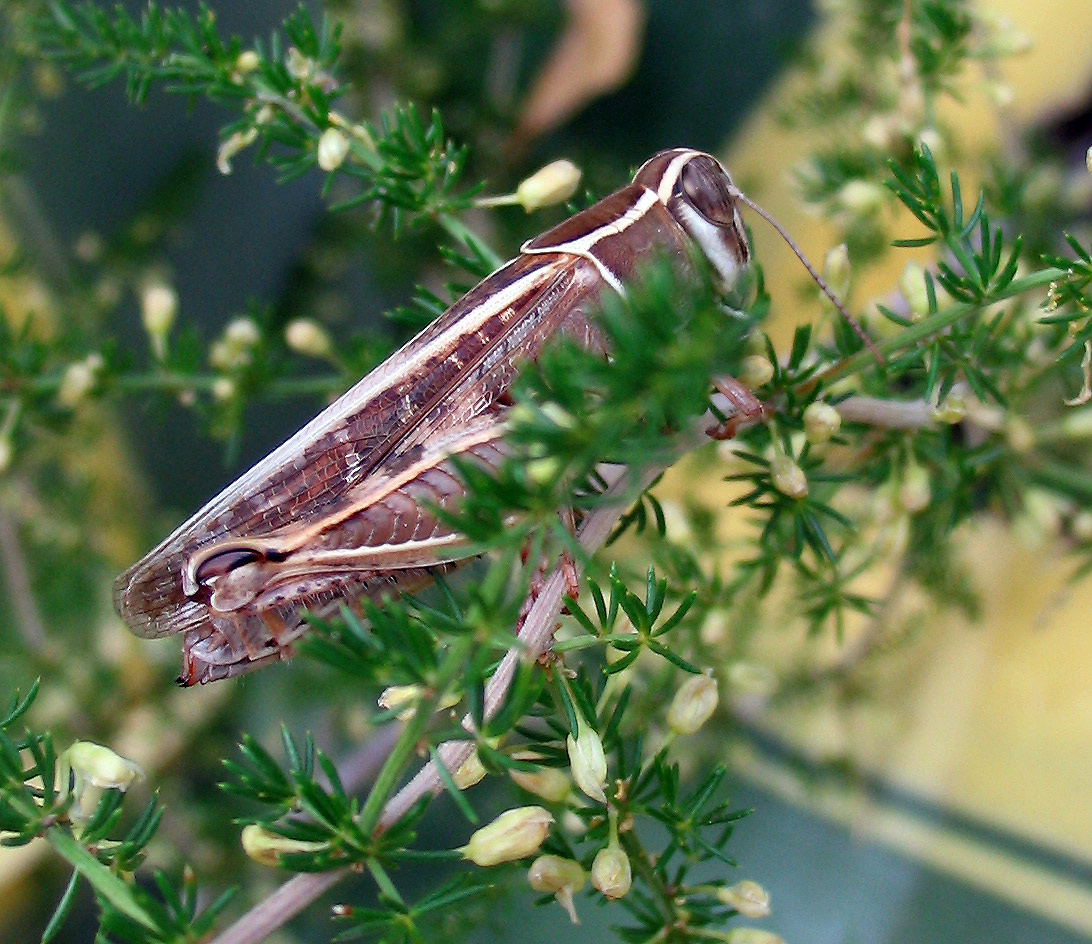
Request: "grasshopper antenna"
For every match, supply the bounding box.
[729,187,885,365]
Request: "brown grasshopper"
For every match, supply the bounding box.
[114,148,755,685]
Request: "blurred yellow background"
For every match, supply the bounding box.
[680,0,1092,934]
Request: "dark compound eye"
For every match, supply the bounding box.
[193,548,263,584]
[679,157,737,227]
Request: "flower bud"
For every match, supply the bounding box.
[379,684,428,720]
[141,283,178,338]
[509,755,571,803]
[821,243,851,300]
[216,127,258,175]
[898,262,930,320]
[516,160,582,212]
[285,318,333,358]
[700,609,729,646]
[1072,510,1092,542]
[0,437,11,474]
[57,354,104,408]
[717,880,771,919]
[212,377,236,401]
[1087,145,1092,179]
[317,128,350,172]
[461,806,554,866]
[770,454,807,499]
[802,401,841,445]
[286,47,314,80]
[898,462,931,513]
[233,50,261,78]
[667,671,719,735]
[930,391,966,424]
[453,749,487,790]
[61,741,143,824]
[740,354,774,390]
[528,855,586,924]
[224,317,261,348]
[838,179,885,216]
[567,718,607,803]
[591,844,631,900]
[241,824,327,867]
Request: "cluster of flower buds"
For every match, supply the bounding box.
[210,317,262,373]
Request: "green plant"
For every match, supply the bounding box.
[2,2,1090,943]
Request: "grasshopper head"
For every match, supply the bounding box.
[634,149,750,291]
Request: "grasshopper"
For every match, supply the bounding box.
[114,148,754,685]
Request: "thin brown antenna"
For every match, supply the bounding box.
[729,187,885,365]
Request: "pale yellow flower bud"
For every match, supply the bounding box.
[516,160,582,211]
[224,317,261,348]
[740,354,774,390]
[540,401,576,429]
[233,50,261,77]
[567,718,607,803]
[591,844,631,900]
[717,880,771,919]
[461,806,554,866]
[526,456,563,486]
[57,354,104,408]
[528,855,586,924]
[317,128,351,172]
[453,749,487,790]
[898,462,931,513]
[898,262,930,320]
[822,243,851,300]
[1072,510,1092,542]
[699,609,730,646]
[509,756,571,803]
[666,671,719,735]
[212,377,236,401]
[60,741,143,824]
[286,47,314,80]
[216,127,258,175]
[240,824,327,867]
[0,437,11,474]
[802,401,841,445]
[770,454,808,499]
[838,179,885,216]
[285,319,333,358]
[916,127,946,162]
[141,283,178,338]
[930,392,966,424]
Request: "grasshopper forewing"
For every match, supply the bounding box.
[114,149,751,684]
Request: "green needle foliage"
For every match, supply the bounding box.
[2,1,1092,943]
